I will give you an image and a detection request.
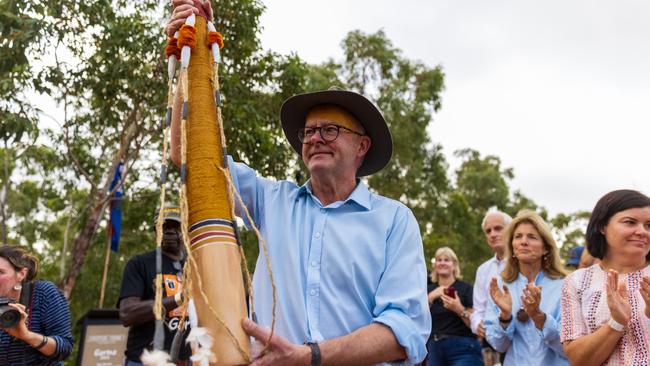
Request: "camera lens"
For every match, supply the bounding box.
[0,306,20,328]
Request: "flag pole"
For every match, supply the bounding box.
[99,212,112,308]
[99,160,124,308]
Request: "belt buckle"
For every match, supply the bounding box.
[433,334,447,341]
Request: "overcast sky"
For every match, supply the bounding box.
[259,0,650,216]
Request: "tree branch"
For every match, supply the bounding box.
[63,123,95,188]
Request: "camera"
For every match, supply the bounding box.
[0,296,20,328]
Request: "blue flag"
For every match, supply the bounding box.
[109,161,124,252]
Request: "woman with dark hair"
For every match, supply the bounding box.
[0,245,73,365]
[562,189,650,365]
[484,210,569,366]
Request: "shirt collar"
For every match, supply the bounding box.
[297,179,372,210]
[516,270,546,284]
[297,180,312,197]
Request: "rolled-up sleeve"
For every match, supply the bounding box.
[471,263,489,334]
[484,297,513,353]
[539,311,565,356]
[42,283,74,360]
[372,206,430,365]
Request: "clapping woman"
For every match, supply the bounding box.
[562,190,650,365]
[484,210,569,366]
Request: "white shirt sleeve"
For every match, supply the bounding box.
[470,262,489,334]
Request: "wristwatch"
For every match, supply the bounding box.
[607,318,626,332]
[304,341,321,366]
[499,314,513,328]
[461,309,470,319]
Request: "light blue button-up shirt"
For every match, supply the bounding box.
[229,159,431,365]
[484,271,569,366]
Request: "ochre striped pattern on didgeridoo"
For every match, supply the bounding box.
[186,15,250,365]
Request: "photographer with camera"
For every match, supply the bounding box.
[426,247,482,366]
[0,245,73,365]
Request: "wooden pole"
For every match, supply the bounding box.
[98,220,112,308]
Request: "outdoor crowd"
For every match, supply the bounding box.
[426,193,650,366]
[0,1,649,365]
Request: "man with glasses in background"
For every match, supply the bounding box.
[117,205,191,366]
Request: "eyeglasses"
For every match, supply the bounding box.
[297,124,364,144]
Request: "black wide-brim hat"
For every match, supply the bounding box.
[280,88,393,177]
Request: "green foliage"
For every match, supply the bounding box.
[0,1,41,244]
[308,30,450,239]
[0,0,41,144]
[3,0,308,349]
[429,149,514,282]
[454,148,513,215]
[552,210,590,260]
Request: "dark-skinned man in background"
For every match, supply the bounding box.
[118,205,191,366]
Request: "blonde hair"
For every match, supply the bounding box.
[430,246,462,283]
[501,210,567,283]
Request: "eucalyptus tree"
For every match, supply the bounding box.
[4,0,308,306]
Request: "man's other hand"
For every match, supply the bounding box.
[242,318,311,366]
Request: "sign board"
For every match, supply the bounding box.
[77,309,128,366]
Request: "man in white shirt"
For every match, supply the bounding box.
[470,209,512,366]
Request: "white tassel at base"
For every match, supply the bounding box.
[140,349,175,366]
[187,327,217,366]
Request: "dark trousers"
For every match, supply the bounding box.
[427,335,484,366]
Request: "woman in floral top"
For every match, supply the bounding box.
[562,189,650,365]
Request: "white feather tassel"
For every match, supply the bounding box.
[187,327,217,366]
[140,349,175,366]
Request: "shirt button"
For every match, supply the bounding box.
[314,232,321,239]
[309,289,317,296]
[320,208,326,213]
[311,261,318,267]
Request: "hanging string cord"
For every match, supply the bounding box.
[218,166,277,350]
[174,70,192,335]
[208,19,277,352]
[149,29,182,355]
[176,66,251,361]
[211,61,256,317]
[153,95,173,323]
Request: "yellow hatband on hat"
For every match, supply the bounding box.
[305,104,365,133]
